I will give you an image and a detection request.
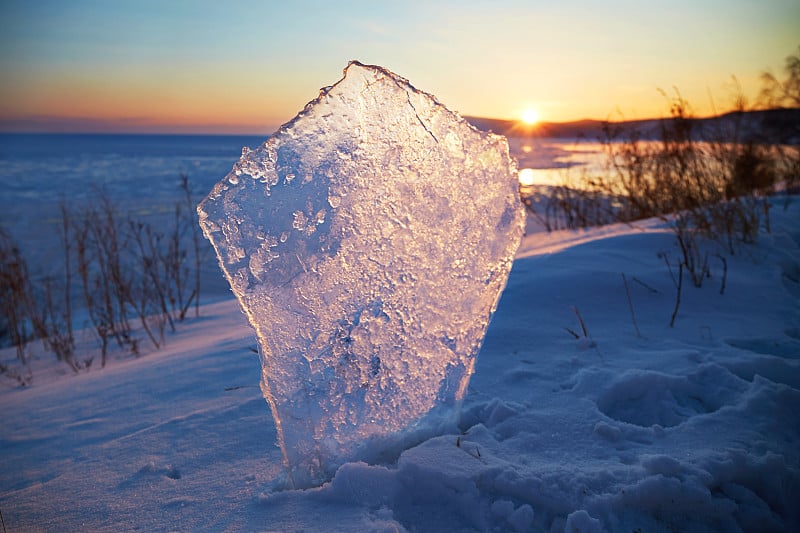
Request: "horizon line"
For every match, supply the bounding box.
[1,107,793,137]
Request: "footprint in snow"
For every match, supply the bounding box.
[596,364,747,428]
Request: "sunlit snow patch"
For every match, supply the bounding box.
[197,61,524,488]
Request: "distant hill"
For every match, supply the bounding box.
[465,108,800,144]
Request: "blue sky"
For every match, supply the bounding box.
[1,0,797,133]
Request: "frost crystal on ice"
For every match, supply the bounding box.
[198,61,524,488]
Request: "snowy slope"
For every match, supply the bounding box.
[1,200,799,532]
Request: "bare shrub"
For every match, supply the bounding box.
[75,193,135,365]
[181,173,202,318]
[759,46,800,200]
[522,171,619,231]
[1,173,205,381]
[0,227,35,364]
[760,45,800,109]
[128,220,175,341]
[595,89,778,273]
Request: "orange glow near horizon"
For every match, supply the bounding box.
[0,73,300,134]
[0,2,795,134]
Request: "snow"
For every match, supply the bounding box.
[2,195,798,531]
[197,62,524,488]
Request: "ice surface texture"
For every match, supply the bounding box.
[198,61,524,488]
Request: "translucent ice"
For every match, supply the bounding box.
[198,61,524,488]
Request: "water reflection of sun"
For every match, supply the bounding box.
[518,168,536,186]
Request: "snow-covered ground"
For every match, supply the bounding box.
[1,198,799,532]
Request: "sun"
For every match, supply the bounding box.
[521,108,540,126]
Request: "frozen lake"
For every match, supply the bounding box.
[0,132,602,234]
[0,133,262,245]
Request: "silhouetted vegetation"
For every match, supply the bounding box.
[522,47,799,325]
[525,47,799,233]
[0,175,203,383]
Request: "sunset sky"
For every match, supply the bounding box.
[1,0,797,134]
